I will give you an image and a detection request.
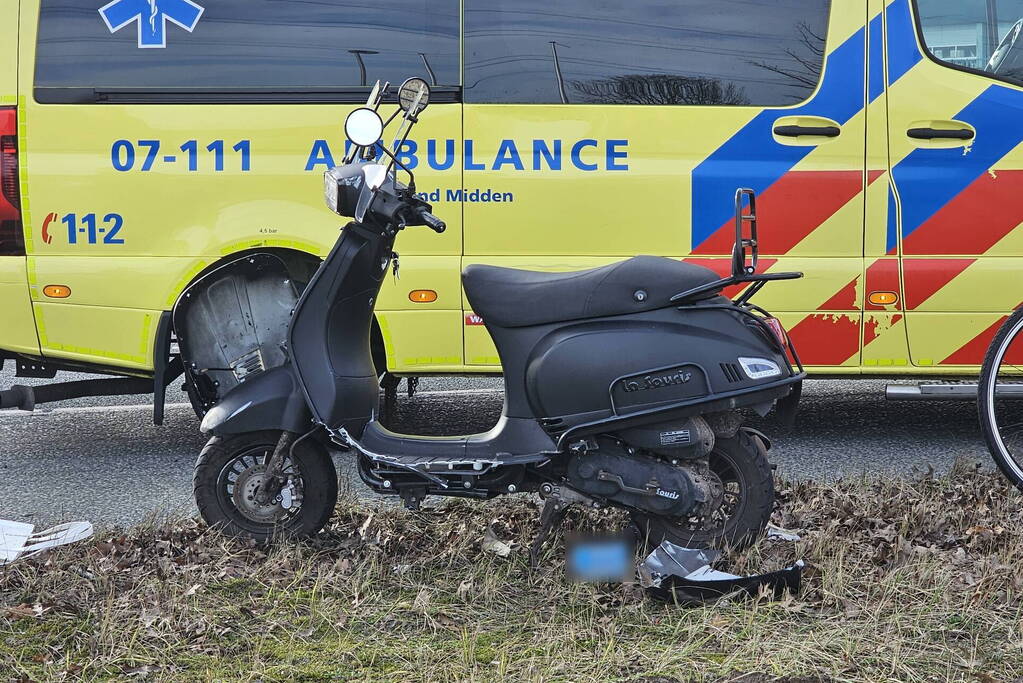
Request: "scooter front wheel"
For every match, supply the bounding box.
[629,429,773,552]
[193,430,338,542]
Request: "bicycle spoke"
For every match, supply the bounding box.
[995,422,1023,436]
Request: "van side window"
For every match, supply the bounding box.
[463,0,831,106]
[916,0,1023,86]
[34,0,459,104]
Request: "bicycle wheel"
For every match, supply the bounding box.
[978,306,1023,490]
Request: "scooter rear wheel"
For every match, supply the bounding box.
[193,430,338,542]
[629,429,773,551]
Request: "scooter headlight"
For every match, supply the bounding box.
[324,168,341,213]
[738,357,782,380]
[323,164,366,217]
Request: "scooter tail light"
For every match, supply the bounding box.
[762,317,788,349]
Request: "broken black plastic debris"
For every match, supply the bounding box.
[638,531,804,605]
[644,560,804,605]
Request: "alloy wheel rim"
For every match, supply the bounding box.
[217,445,304,526]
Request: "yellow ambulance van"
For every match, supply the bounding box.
[2,0,1023,418]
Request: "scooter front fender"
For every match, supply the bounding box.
[200,365,312,436]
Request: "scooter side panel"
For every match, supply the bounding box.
[489,305,791,426]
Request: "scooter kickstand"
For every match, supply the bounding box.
[529,497,570,570]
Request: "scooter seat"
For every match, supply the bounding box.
[462,255,721,328]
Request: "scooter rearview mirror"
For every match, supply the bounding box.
[345,107,384,148]
[398,77,431,117]
[365,80,381,108]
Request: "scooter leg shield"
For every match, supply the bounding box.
[200,365,311,435]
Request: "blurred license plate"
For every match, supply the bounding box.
[566,534,633,583]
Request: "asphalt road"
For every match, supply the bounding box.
[0,367,995,527]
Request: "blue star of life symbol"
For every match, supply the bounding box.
[99,0,204,49]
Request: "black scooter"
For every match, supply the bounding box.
[182,78,805,558]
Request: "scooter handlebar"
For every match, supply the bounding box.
[417,209,446,233]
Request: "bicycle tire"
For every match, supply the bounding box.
[978,306,1023,491]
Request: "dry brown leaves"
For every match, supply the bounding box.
[2,458,1023,680]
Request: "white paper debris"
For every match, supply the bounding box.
[0,519,94,566]
[0,520,33,565]
[766,524,801,542]
[482,526,512,558]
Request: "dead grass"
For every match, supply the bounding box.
[3,459,1023,682]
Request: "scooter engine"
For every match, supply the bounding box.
[566,443,709,517]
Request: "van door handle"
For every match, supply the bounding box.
[907,127,975,140]
[772,124,841,138]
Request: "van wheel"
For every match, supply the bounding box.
[193,430,337,542]
[630,429,774,551]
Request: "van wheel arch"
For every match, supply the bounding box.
[173,247,389,416]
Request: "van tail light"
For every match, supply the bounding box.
[0,106,24,256]
[762,316,788,349]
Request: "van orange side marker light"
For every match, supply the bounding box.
[43,285,72,299]
[409,289,438,303]
[868,291,898,306]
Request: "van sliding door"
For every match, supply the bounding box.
[460,1,870,371]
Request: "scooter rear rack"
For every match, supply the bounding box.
[672,188,802,306]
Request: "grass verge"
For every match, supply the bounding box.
[2,459,1023,682]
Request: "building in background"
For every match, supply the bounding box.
[918,0,1023,69]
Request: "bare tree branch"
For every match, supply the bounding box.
[748,21,827,97]
[570,74,750,105]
